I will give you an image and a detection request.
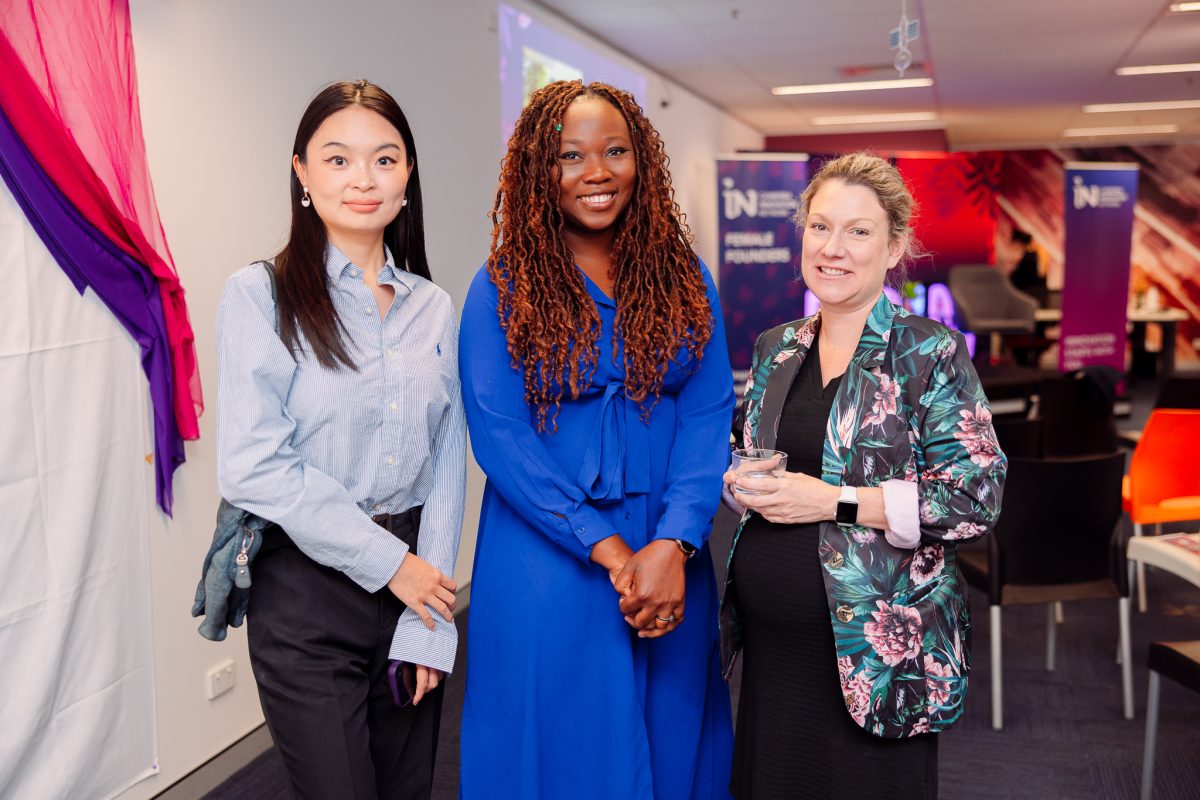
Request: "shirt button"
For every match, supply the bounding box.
[385,455,395,466]
[364,306,373,315]
[389,401,399,412]
[624,512,631,520]
[576,526,586,534]
[373,503,383,512]
[836,604,855,623]
[387,348,398,359]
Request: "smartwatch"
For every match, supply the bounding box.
[674,539,698,559]
[836,485,859,526]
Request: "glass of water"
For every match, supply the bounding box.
[731,448,788,495]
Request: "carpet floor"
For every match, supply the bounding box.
[207,384,1200,799]
[207,521,1200,799]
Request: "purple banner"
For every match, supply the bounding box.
[1059,163,1139,372]
[717,157,808,371]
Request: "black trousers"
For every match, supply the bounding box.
[247,508,442,800]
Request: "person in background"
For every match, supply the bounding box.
[216,80,464,800]
[723,152,1006,799]
[1009,228,1047,305]
[458,80,735,800]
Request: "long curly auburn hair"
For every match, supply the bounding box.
[487,80,713,432]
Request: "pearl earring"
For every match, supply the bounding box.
[301,187,311,208]
[401,196,408,207]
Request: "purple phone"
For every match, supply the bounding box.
[387,661,413,708]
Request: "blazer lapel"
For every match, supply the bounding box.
[821,293,901,478]
[849,293,898,370]
[755,316,819,450]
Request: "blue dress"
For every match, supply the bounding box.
[458,262,735,800]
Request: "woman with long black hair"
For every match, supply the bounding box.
[216,80,464,799]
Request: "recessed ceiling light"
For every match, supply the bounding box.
[1062,124,1180,137]
[771,78,933,96]
[1115,63,1200,76]
[1083,99,1200,113]
[1169,2,1200,11]
[811,112,940,125]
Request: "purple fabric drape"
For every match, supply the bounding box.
[2,9,204,440]
[0,104,183,514]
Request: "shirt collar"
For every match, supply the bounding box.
[579,267,616,309]
[324,242,416,294]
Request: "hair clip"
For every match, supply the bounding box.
[554,123,562,132]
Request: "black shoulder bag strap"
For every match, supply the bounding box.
[256,259,279,335]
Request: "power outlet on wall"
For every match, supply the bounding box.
[205,659,236,700]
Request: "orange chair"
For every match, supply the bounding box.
[1124,409,1200,611]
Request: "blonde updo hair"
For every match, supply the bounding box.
[793,152,923,283]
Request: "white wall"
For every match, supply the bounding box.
[121,1,760,796]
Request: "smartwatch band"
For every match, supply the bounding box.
[836,485,859,526]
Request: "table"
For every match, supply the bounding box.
[1127,532,1200,590]
[1117,429,1142,448]
[1033,308,1190,325]
[1034,307,1190,376]
[1128,532,1200,800]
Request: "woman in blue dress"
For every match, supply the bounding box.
[458,80,735,799]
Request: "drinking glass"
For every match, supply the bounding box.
[731,448,788,495]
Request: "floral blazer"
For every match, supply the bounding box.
[721,294,1006,738]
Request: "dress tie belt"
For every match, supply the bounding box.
[575,382,651,501]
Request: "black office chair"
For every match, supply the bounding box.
[1037,369,1119,457]
[958,452,1132,730]
[991,417,1040,459]
[1154,375,1200,410]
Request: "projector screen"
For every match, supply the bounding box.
[498,2,648,145]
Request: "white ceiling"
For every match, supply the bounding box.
[536,0,1200,149]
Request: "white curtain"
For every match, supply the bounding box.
[0,182,157,797]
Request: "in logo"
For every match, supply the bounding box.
[1072,176,1099,210]
[721,177,758,219]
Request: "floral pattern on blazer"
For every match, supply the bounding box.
[721,293,1006,738]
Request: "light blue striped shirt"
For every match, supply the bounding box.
[216,244,465,672]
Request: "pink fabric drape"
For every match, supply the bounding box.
[1,0,202,439]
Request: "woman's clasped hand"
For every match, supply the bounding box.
[595,536,688,636]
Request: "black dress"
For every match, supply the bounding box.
[730,338,938,799]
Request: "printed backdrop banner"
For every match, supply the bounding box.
[1059,163,1139,371]
[892,153,997,281]
[717,156,808,371]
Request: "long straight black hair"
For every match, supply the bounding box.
[276,79,430,370]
